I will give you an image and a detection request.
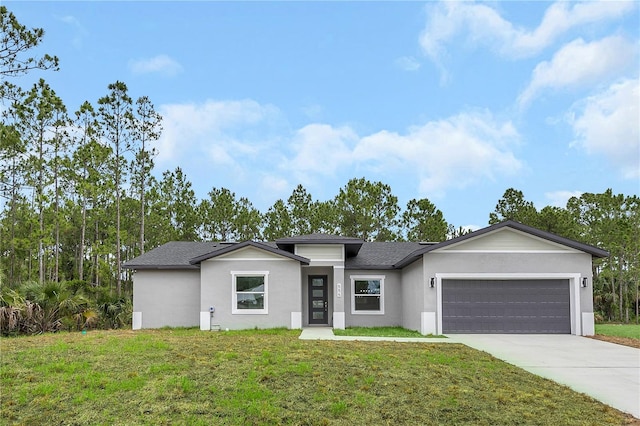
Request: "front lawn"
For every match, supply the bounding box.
[0,329,632,425]
[333,326,438,338]
[595,324,640,340]
[593,324,640,348]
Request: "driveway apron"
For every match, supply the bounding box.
[449,334,640,418]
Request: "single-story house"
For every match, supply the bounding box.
[123,220,608,335]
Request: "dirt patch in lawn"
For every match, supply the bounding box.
[589,334,640,349]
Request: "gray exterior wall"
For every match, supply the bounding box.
[400,259,424,333]
[423,252,594,313]
[344,269,403,327]
[200,258,302,330]
[133,270,200,328]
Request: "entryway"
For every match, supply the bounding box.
[308,275,328,325]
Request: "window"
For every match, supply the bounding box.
[231,271,268,314]
[350,275,384,314]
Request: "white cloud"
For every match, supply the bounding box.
[544,190,584,208]
[129,54,183,76]
[301,104,324,121]
[156,100,524,203]
[258,174,290,205]
[518,36,635,108]
[568,78,640,179]
[284,124,358,182]
[57,15,86,49]
[353,111,522,195]
[395,56,421,71]
[281,112,522,197]
[420,1,635,64]
[157,99,282,167]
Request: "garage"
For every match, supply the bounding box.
[442,279,571,334]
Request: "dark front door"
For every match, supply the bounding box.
[308,275,328,324]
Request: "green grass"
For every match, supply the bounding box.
[333,326,444,338]
[596,323,640,340]
[0,328,630,425]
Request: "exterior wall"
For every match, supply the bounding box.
[133,270,200,328]
[295,245,343,263]
[440,228,577,252]
[344,269,403,327]
[424,252,595,335]
[400,259,424,333]
[200,253,302,330]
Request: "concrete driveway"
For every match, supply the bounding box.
[448,334,640,418]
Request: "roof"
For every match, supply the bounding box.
[123,221,608,271]
[123,240,310,270]
[345,242,423,270]
[394,220,610,268]
[122,241,224,270]
[189,240,310,265]
[276,233,364,257]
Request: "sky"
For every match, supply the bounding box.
[7,1,640,231]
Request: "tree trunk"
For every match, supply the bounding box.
[79,196,86,281]
[116,145,121,297]
[38,133,45,285]
[140,170,145,255]
[54,145,59,282]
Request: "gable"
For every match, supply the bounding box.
[210,246,295,261]
[295,244,344,262]
[436,228,580,253]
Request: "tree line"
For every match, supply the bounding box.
[0,7,637,335]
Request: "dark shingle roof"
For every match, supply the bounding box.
[123,241,226,269]
[123,221,608,271]
[276,234,364,244]
[345,242,424,270]
[123,240,310,270]
[189,241,309,265]
[276,233,365,256]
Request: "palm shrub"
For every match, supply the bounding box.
[0,288,25,336]
[97,296,132,329]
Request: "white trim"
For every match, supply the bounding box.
[333,312,346,329]
[350,274,385,315]
[290,312,302,329]
[421,312,436,335]
[436,250,580,254]
[213,258,291,261]
[199,311,210,330]
[435,273,582,335]
[581,312,595,336]
[132,312,142,330]
[231,271,269,315]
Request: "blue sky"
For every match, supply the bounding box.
[8,1,639,230]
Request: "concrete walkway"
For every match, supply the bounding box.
[298,328,640,418]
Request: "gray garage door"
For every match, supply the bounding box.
[442,279,570,334]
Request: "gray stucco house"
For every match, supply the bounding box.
[123,220,608,335]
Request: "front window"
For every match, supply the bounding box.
[232,271,268,314]
[350,275,385,314]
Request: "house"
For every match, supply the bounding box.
[123,220,608,335]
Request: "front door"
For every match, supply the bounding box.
[308,275,328,325]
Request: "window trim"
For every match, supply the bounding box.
[350,275,385,315]
[231,271,269,315]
